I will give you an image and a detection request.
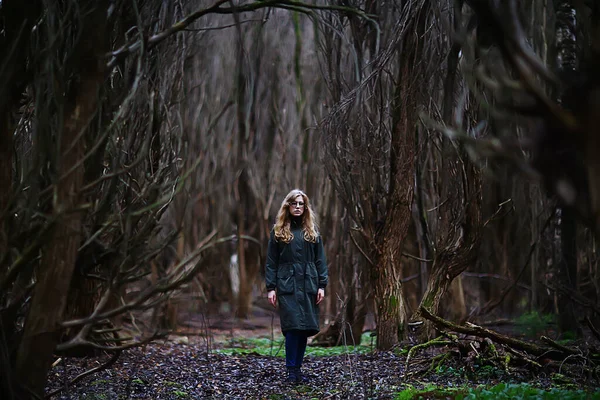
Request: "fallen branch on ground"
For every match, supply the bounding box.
[414,306,600,380]
[421,306,551,357]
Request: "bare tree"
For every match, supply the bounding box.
[320,0,442,349]
[445,0,600,332]
[409,0,483,341]
[2,1,375,396]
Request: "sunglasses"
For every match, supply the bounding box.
[289,201,305,208]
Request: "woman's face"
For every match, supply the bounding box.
[288,195,305,218]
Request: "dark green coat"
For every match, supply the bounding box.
[265,221,328,336]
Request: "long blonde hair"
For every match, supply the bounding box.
[273,189,319,243]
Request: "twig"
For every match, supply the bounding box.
[504,345,542,368]
[540,336,579,356]
[482,198,513,228]
[401,252,432,263]
[349,229,375,267]
[559,353,585,375]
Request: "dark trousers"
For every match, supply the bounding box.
[284,330,308,369]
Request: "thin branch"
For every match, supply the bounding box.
[476,208,556,316]
[482,198,513,228]
[183,18,260,32]
[349,229,375,267]
[61,231,227,328]
[401,252,432,263]
[107,0,376,68]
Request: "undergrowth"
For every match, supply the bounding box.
[514,312,556,339]
[214,331,597,399]
[394,383,600,400]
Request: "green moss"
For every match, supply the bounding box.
[551,373,578,387]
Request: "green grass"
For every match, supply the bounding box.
[394,383,600,400]
[215,332,374,357]
[395,383,468,399]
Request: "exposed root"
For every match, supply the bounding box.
[404,336,454,377]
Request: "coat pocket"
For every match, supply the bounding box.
[277,265,295,295]
[305,263,318,294]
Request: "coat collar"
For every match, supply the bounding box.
[290,216,303,229]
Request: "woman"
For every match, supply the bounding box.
[265,189,328,384]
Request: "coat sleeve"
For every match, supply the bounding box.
[265,230,278,291]
[315,236,328,289]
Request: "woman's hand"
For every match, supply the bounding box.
[268,290,277,308]
[316,288,325,305]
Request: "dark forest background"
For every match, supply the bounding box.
[1,0,599,398]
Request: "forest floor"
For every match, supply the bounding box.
[46,306,600,399]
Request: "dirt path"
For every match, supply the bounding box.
[47,343,408,399]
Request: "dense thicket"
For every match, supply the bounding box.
[0,0,599,397]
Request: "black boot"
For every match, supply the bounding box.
[295,367,309,384]
[285,367,298,384]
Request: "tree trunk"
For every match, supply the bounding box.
[441,276,467,322]
[557,206,581,335]
[414,258,452,329]
[409,0,482,342]
[15,3,107,397]
[373,244,406,349]
[232,13,262,319]
[235,229,260,319]
[412,156,482,341]
[313,240,367,346]
[554,0,582,337]
[368,0,430,350]
[313,200,367,347]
